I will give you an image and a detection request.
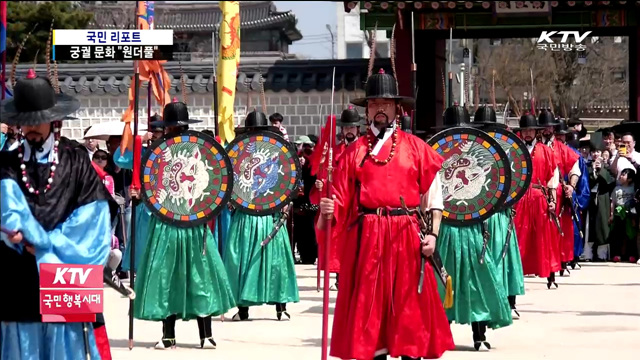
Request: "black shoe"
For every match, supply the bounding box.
[200,337,217,349]
[276,303,291,321]
[473,341,491,351]
[232,307,249,321]
[547,279,558,289]
[154,338,176,350]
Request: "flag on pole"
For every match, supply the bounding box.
[1,1,11,100]
[121,1,171,154]
[216,1,240,145]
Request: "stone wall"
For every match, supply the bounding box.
[62,89,366,141]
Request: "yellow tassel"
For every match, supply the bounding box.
[444,275,454,309]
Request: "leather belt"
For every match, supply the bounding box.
[361,207,417,216]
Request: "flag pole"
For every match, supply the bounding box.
[320,67,336,360]
[128,1,143,350]
[212,26,224,257]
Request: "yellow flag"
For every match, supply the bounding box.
[216,1,240,145]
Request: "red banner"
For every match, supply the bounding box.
[39,264,103,323]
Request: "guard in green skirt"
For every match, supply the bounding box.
[131,101,236,350]
[433,105,513,351]
[223,110,300,321]
[471,107,526,320]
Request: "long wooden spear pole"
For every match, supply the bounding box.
[410,11,417,133]
[320,67,336,360]
[128,1,142,350]
[1,1,6,101]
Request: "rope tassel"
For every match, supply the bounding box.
[444,275,454,309]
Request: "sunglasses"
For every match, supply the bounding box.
[93,155,108,161]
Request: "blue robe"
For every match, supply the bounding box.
[569,146,590,258]
[0,136,113,360]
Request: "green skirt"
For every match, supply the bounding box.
[487,210,525,297]
[223,211,299,306]
[437,223,512,329]
[133,217,236,321]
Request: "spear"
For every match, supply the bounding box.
[448,27,453,106]
[410,11,417,133]
[320,67,337,360]
[128,1,144,350]
[1,1,6,100]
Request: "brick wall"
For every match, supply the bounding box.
[62,89,366,141]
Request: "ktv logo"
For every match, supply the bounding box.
[536,31,592,52]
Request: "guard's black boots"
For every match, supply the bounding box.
[472,321,491,351]
[232,306,250,321]
[508,295,520,319]
[276,303,291,321]
[197,316,216,349]
[547,272,558,289]
[155,314,177,349]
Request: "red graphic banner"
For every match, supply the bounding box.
[39,264,103,323]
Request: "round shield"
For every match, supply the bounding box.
[141,130,233,227]
[427,127,511,224]
[226,130,301,215]
[484,126,533,209]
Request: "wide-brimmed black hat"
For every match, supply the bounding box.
[432,104,470,130]
[151,101,203,127]
[470,106,507,128]
[351,69,414,108]
[236,109,281,135]
[537,110,559,128]
[516,113,545,130]
[336,106,364,127]
[554,119,570,135]
[1,69,81,126]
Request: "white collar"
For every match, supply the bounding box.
[370,122,396,156]
[23,133,55,163]
[526,138,537,152]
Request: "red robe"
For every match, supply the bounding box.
[552,141,580,263]
[329,131,454,360]
[312,142,348,273]
[514,142,562,277]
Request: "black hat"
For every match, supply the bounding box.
[471,106,507,128]
[432,104,470,130]
[537,110,559,127]
[351,69,413,108]
[151,100,203,127]
[517,112,545,130]
[149,114,164,131]
[236,109,281,135]
[1,69,80,126]
[336,106,364,127]
[554,119,570,135]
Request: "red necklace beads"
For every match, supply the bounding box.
[17,129,60,195]
[366,123,399,165]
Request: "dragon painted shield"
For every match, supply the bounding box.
[485,126,533,209]
[141,130,233,227]
[427,127,511,224]
[226,131,301,215]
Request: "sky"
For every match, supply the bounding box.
[273,1,337,59]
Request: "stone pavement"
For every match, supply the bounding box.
[105,263,640,360]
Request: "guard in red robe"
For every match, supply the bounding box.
[514,113,562,289]
[317,69,454,360]
[538,112,581,277]
[311,106,363,290]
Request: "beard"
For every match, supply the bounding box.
[524,136,534,145]
[25,133,46,150]
[371,110,390,128]
[345,133,356,143]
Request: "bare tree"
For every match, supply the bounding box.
[475,37,628,118]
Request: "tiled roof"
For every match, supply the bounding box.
[89,1,302,40]
[6,58,392,95]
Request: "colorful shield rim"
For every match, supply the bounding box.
[427,127,511,224]
[226,130,301,215]
[141,130,233,227]
[484,126,533,209]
